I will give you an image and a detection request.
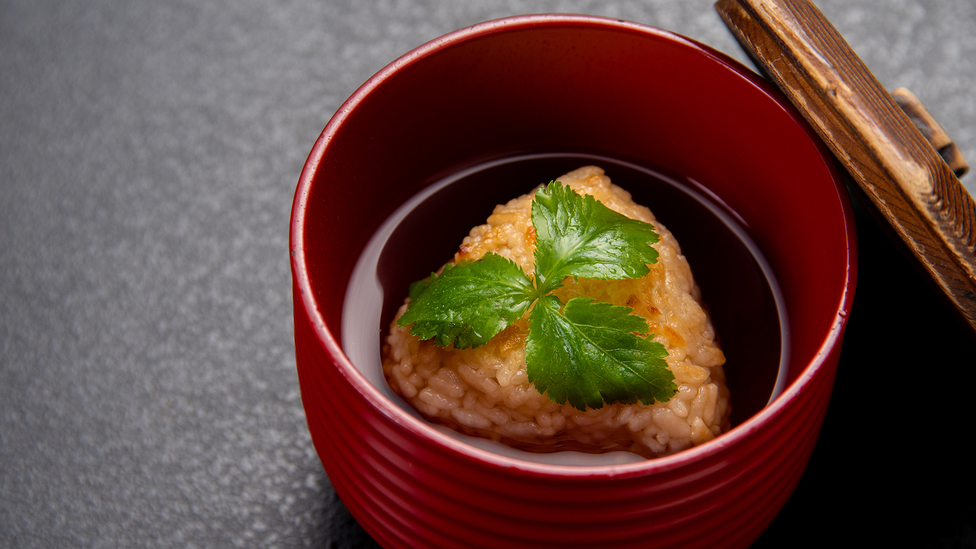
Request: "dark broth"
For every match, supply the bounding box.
[343,154,788,437]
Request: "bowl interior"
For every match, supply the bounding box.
[293,16,853,467]
[342,153,791,464]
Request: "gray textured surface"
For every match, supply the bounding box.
[1,1,974,548]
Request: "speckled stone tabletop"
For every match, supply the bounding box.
[2,1,974,547]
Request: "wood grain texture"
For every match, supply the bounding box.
[891,87,970,179]
[716,0,976,333]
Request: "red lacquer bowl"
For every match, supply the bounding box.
[291,14,856,549]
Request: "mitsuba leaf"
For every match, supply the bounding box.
[532,181,659,294]
[397,252,536,348]
[526,296,675,410]
[399,178,675,408]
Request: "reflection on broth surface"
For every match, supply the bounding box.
[344,154,788,464]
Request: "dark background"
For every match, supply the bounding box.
[2,1,974,547]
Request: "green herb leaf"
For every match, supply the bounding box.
[398,179,674,409]
[397,252,537,348]
[526,296,675,410]
[532,181,659,294]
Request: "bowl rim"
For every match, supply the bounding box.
[290,13,857,478]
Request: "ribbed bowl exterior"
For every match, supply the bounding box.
[293,288,842,549]
[290,14,856,549]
